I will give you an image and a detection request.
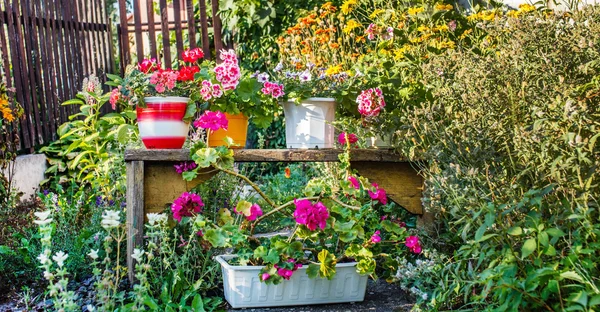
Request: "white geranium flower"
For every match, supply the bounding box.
[88,249,99,260]
[101,210,121,229]
[131,248,144,262]
[52,251,68,268]
[147,213,167,226]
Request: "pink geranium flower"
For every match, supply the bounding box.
[338,132,358,145]
[234,203,263,221]
[261,273,271,281]
[109,88,120,110]
[150,69,178,93]
[177,65,200,81]
[138,58,161,73]
[171,192,204,222]
[348,176,360,189]
[261,81,285,99]
[357,88,385,117]
[193,111,229,132]
[371,230,382,243]
[405,235,422,254]
[293,199,329,231]
[368,183,388,205]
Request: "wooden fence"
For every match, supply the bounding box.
[117,0,228,72]
[0,0,115,152]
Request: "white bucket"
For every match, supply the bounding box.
[282,98,336,149]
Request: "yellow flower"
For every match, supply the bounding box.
[325,64,343,76]
[341,0,357,15]
[507,10,520,18]
[0,98,7,109]
[433,24,449,32]
[1,106,14,122]
[459,29,473,39]
[439,39,455,49]
[408,7,425,15]
[370,9,385,18]
[518,3,536,13]
[417,25,430,32]
[435,3,453,10]
[343,19,361,34]
[393,45,411,60]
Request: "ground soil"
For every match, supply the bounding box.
[226,279,415,312]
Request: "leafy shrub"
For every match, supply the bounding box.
[396,7,600,310]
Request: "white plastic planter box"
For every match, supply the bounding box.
[216,255,368,309]
[282,98,336,149]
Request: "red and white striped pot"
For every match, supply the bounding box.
[137,97,190,149]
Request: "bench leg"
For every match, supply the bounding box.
[126,160,144,283]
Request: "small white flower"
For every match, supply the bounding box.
[88,249,99,260]
[299,71,312,82]
[43,270,54,280]
[37,251,51,265]
[273,62,283,72]
[101,210,121,229]
[355,68,364,77]
[34,218,53,226]
[86,305,96,312]
[147,213,167,226]
[131,248,144,262]
[52,251,68,268]
[257,72,269,83]
[34,210,52,221]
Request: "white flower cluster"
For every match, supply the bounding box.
[147,213,168,226]
[101,210,121,229]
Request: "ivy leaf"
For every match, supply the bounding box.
[317,250,337,280]
[357,258,376,275]
[204,229,227,247]
[521,238,537,258]
[193,148,219,168]
[307,263,320,279]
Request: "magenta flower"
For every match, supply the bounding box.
[261,81,285,99]
[174,161,197,174]
[171,192,204,222]
[138,58,160,73]
[150,69,178,93]
[293,199,329,231]
[277,268,294,280]
[405,235,422,254]
[261,273,271,281]
[235,203,263,221]
[338,132,358,145]
[348,176,360,189]
[357,88,385,117]
[193,111,229,132]
[109,88,120,110]
[371,230,382,243]
[368,183,388,205]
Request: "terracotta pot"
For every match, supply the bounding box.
[207,112,249,148]
[282,97,336,149]
[137,97,190,149]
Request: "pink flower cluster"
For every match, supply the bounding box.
[150,69,178,93]
[338,132,358,145]
[171,192,204,222]
[193,110,229,132]
[357,88,385,117]
[174,161,197,174]
[214,49,241,91]
[275,259,303,280]
[405,235,422,254]
[199,80,224,101]
[181,48,204,63]
[109,88,121,110]
[293,199,329,231]
[365,24,394,40]
[261,81,285,98]
[234,203,263,221]
[368,183,387,205]
[366,23,378,40]
[138,58,161,73]
[371,230,382,243]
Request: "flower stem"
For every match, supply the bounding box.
[217,166,278,209]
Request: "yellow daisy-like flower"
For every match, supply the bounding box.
[417,25,430,32]
[459,29,473,39]
[408,7,425,15]
[341,0,357,15]
[0,98,8,109]
[370,9,385,18]
[518,3,536,12]
[435,4,454,10]
[325,64,343,76]
[343,19,361,34]
[1,107,14,122]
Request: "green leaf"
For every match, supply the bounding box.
[568,291,588,308]
[345,244,373,259]
[182,171,198,181]
[183,103,197,123]
[521,238,536,258]
[193,148,219,168]
[235,200,253,217]
[560,271,584,283]
[191,294,205,312]
[507,226,523,236]
[253,246,268,260]
[381,220,404,235]
[273,241,304,259]
[307,263,320,279]
[143,296,159,310]
[357,258,376,275]
[204,229,227,247]
[546,228,566,237]
[334,220,355,232]
[475,224,487,241]
[317,250,337,280]
[62,98,85,105]
[264,249,280,264]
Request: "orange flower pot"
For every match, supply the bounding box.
[207,113,249,148]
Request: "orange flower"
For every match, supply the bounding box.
[329,43,340,49]
[285,167,291,178]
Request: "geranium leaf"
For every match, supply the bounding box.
[204,229,227,247]
[264,249,280,264]
[217,208,234,225]
[236,200,253,217]
[317,250,337,280]
[193,148,218,168]
[307,263,320,279]
[345,244,373,259]
[357,258,376,275]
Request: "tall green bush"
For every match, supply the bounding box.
[397,7,600,310]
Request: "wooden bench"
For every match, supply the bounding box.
[124,148,425,281]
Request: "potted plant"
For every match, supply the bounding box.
[107,49,279,149]
[167,142,421,308]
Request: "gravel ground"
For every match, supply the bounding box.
[226,279,415,312]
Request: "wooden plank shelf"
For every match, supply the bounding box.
[125,148,424,281]
[124,148,409,162]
